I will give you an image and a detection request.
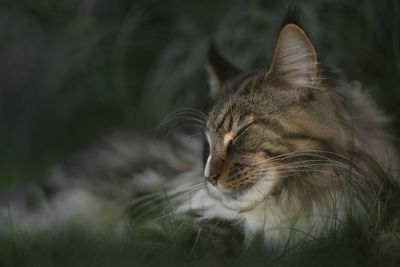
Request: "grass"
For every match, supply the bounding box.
[2,201,400,267]
[1,0,400,266]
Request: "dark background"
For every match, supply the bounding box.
[1,0,399,190]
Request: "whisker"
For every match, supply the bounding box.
[249,162,365,180]
[164,124,207,137]
[240,150,365,176]
[159,115,206,128]
[245,159,331,174]
[156,109,207,130]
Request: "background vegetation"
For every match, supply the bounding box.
[1,0,400,266]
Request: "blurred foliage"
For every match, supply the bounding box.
[0,0,399,187]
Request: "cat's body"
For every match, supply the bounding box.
[1,15,399,253]
[0,133,202,234]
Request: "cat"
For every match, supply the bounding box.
[171,20,400,250]
[1,13,399,254]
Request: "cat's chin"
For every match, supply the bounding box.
[205,181,231,201]
[204,171,277,212]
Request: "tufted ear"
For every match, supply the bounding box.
[268,24,318,101]
[207,41,243,99]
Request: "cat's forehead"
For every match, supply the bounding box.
[206,70,278,133]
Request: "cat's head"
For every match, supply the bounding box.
[203,23,347,211]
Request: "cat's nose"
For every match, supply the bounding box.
[207,174,220,186]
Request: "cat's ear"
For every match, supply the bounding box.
[207,41,243,99]
[268,24,318,100]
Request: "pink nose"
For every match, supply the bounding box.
[207,174,219,186]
